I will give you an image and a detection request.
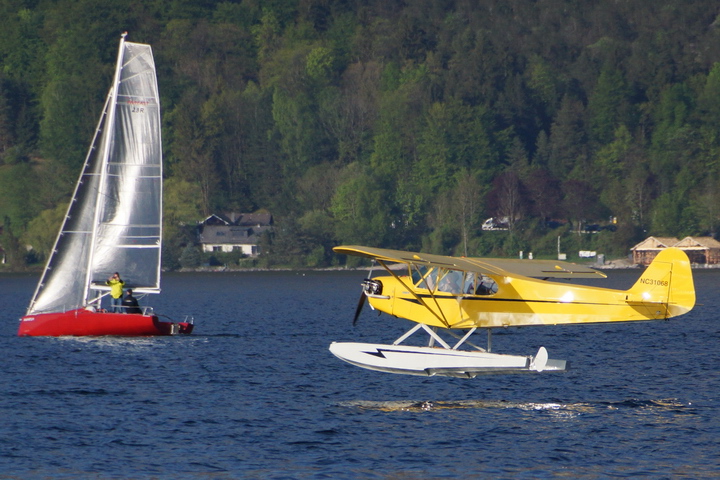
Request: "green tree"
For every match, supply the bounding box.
[648,83,695,193]
[416,100,496,195]
[651,192,682,236]
[319,61,381,164]
[0,216,23,269]
[179,244,202,269]
[594,124,632,180]
[455,171,484,256]
[527,55,559,114]
[331,165,392,245]
[22,202,67,262]
[272,88,323,178]
[0,162,39,228]
[252,8,283,63]
[369,93,410,179]
[38,22,107,173]
[587,66,632,148]
[548,95,587,179]
[165,91,219,215]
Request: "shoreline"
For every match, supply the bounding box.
[5,258,720,275]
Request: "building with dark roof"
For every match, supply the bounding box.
[198,213,273,256]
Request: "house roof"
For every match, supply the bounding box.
[200,212,273,227]
[631,236,680,251]
[674,236,720,249]
[631,235,720,252]
[200,214,230,226]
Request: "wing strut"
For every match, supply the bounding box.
[377,260,451,328]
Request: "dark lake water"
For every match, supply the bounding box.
[1,268,719,478]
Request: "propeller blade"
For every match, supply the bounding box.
[353,291,366,326]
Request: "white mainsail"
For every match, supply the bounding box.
[27,35,162,315]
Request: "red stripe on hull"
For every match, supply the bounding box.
[18,309,193,337]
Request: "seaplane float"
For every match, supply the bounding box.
[329,245,695,378]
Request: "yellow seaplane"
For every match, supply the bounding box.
[329,245,695,378]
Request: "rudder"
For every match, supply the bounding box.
[628,247,695,318]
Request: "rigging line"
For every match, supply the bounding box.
[119,56,151,71]
[120,48,151,69]
[118,71,155,85]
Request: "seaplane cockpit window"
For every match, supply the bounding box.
[438,269,462,294]
[411,266,424,285]
[474,275,498,295]
[414,266,438,291]
[463,272,476,294]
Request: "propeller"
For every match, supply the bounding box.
[353,278,383,326]
[353,261,375,327]
[352,290,366,326]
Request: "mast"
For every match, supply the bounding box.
[82,33,126,305]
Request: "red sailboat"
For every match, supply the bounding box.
[19,34,192,336]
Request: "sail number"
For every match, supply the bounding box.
[128,100,149,113]
[639,278,668,287]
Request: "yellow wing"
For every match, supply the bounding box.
[333,245,606,280]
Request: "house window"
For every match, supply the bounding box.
[212,246,222,252]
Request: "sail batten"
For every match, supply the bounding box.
[27,39,162,316]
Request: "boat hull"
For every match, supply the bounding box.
[329,342,568,377]
[18,309,193,337]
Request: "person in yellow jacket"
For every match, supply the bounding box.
[106,272,125,313]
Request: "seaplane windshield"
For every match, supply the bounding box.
[413,265,438,291]
[412,266,498,295]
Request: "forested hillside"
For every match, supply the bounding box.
[2,0,720,269]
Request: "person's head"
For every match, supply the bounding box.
[126,289,133,296]
[113,272,120,279]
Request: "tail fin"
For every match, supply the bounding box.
[627,247,695,318]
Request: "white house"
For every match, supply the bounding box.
[198,213,273,256]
